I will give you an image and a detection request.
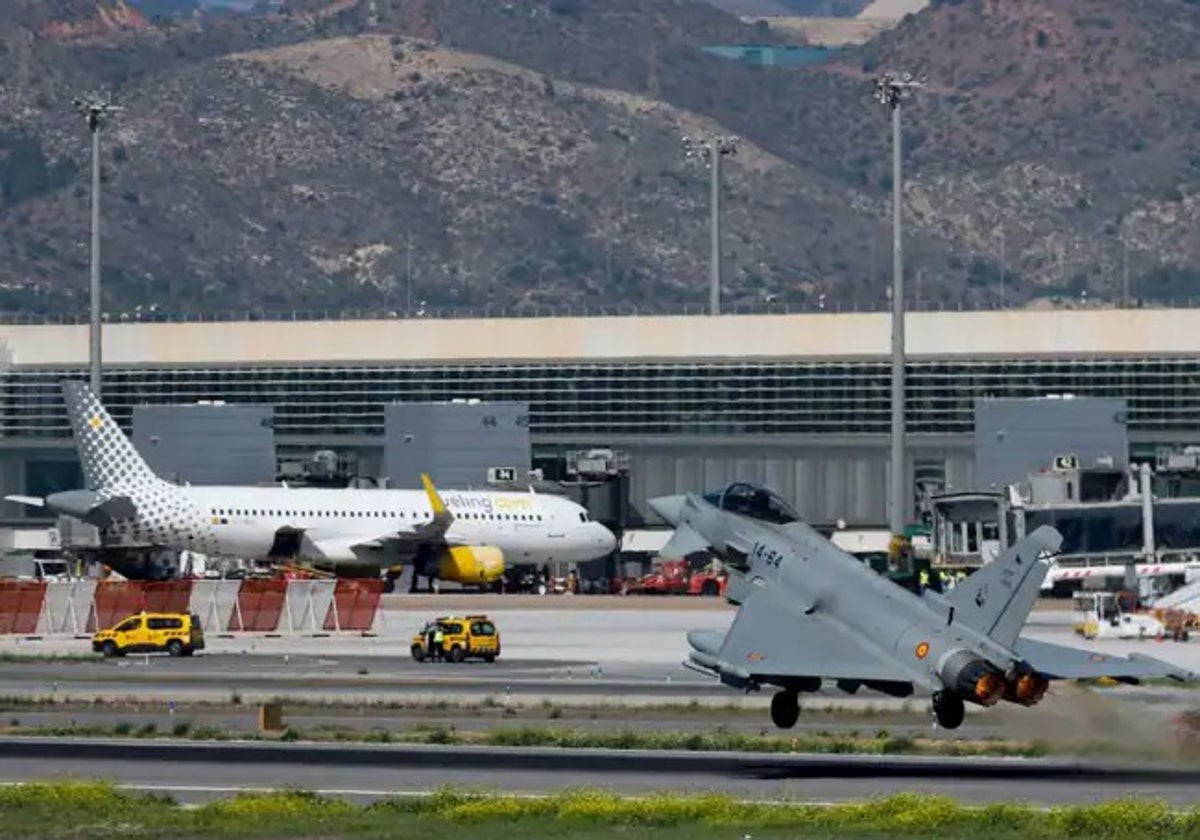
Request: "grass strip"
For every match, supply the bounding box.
[0,694,855,717]
[0,720,1053,757]
[0,781,1196,839]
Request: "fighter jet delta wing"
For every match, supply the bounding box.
[686,574,933,694]
[1013,637,1193,683]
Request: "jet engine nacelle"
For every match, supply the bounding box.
[435,545,505,585]
[1002,670,1050,707]
[937,648,1006,707]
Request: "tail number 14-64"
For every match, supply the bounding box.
[752,541,782,568]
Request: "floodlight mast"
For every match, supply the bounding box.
[874,71,924,539]
[72,91,122,400]
[681,133,738,315]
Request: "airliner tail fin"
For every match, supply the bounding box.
[61,380,159,490]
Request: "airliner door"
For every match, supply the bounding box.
[268,527,303,558]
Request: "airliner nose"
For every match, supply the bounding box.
[593,522,617,554]
[647,494,686,526]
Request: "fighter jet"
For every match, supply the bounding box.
[647,482,1194,730]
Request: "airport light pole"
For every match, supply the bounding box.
[73,90,122,399]
[874,71,924,538]
[682,133,738,315]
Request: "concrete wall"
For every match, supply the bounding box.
[132,404,276,485]
[973,397,1128,491]
[383,402,531,490]
[4,308,1200,366]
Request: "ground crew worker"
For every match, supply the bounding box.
[918,568,930,593]
[432,624,445,661]
[425,623,437,660]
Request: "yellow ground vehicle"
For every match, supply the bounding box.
[91,611,205,658]
[410,614,500,663]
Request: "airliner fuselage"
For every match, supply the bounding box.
[119,483,615,568]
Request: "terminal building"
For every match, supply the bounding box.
[2,307,1200,529]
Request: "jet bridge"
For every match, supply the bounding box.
[931,461,1200,599]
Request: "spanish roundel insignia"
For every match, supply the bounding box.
[746,652,764,662]
[915,642,930,660]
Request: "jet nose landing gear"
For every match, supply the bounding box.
[770,689,800,729]
[931,690,965,730]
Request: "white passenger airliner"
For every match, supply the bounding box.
[7,381,617,589]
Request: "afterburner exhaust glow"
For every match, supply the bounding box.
[1003,671,1051,707]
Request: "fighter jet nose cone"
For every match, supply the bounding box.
[648,494,686,525]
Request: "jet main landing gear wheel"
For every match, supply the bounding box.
[931,690,965,730]
[769,689,800,729]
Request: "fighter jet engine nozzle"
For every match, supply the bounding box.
[1002,670,1050,707]
[937,649,1006,708]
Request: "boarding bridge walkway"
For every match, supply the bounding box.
[1152,579,1200,613]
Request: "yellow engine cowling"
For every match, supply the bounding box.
[435,546,505,585]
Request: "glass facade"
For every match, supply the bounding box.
[1015,500,1200,557]
[2,356,1199,438]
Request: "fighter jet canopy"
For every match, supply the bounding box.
[701,482,800,525]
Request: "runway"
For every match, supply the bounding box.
[0,602,1197,809]
[1,604,1197,717]
[7,737,1200,806]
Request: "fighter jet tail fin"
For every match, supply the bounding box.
[946,525,1063,650]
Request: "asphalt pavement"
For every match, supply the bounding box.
[5,737,1200,807]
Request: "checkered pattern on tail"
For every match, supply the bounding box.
[61,380,160,491]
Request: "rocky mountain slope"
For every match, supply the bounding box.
[0,0,1197,317]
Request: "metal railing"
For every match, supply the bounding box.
[0,296,1178,326]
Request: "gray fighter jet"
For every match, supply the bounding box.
[648,482,1194,730]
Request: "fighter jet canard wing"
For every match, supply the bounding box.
[659,522,712,558]
[698,576,932,689]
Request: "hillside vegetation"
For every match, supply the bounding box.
[0,0,1197,316]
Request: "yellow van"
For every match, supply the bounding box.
[92,612,205,658]
[411,614,500,663]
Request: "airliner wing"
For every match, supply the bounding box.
[343,473,456,553]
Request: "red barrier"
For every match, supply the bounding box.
[323,579,383,631]
[86,581,196,631]
[228,579,287,631]
[0,581,47,634]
